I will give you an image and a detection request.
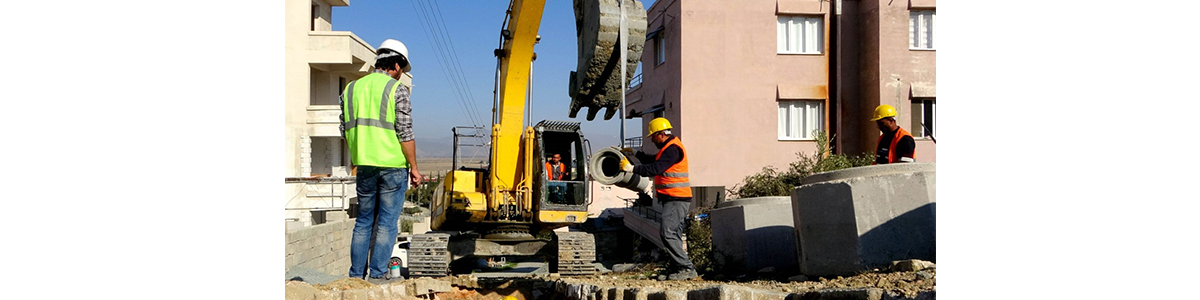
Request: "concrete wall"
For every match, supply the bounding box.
[709,196,799,274]
[285,211,352,275]
[791,163,935,276]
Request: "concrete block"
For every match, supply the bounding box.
[341,289,367,300]
[792,163,935,276]
[688,285,754,300]
[752,290,788,300]
[314,290,340,300]
[365,286,386,300]
[410,278,451,295]
[285,281,318,300]
[385,283,406,297]
[625,288,659,300]
[606,287,625,300]
[792,288,883,300]
[648,290,687,300]
[710,196,798,274]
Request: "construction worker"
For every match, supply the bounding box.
[341,39,423,282]
[545,153,568,180]
[620,117,698,281]
[871,104,916,164]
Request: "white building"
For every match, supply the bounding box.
[284,0,414,226]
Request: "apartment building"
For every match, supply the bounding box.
[838,0,936,160]
[284,0,414,225]
[626,0,935,190]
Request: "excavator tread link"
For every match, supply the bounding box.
[555,232,598,276]
[408,233,451,277]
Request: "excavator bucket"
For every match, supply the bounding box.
[568,0,647,121]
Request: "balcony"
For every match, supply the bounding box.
[308,31,375,75]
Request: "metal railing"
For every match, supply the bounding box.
[623,137,642,149]
[622,197,661,222]
[630,73,642,90]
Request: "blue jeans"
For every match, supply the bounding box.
[348,166,408,278]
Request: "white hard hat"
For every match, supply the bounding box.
[378,39,412,72]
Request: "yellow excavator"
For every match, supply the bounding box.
[409,0,646,277]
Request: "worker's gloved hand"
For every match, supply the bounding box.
[620,159,634,172]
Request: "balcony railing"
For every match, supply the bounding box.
[623,137,642,149]
[629,73,642,90]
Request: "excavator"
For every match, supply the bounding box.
[409,0,646,277]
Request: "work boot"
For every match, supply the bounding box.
[366,274,394,285]
[667,268,699,281]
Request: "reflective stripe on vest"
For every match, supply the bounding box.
[343,73,408,168]
[653,137,693,198]
[545,162,565,180]
[875,127,915,164]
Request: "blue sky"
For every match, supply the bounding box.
[333,0,657,153]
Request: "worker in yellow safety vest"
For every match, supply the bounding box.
[620,117,698,280]
[340,39,423,283]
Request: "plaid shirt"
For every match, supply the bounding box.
[339,69,414,142]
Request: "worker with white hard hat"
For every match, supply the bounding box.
[871,104,916,164]
[342,38,423,283]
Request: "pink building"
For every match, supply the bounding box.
[625,0,935,191]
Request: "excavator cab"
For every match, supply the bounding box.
[533,121,590,219]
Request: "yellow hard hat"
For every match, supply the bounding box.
[647,117,673,136]
[870,104,898,121]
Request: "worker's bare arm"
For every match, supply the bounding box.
[401,140,422,185]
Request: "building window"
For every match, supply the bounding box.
[910,10,935,50]
[655,32,666,65]
[778,100,824,140]
[777,15,823,54]
[910,99,936,138]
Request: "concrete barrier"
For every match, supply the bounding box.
[792,163,936,276]
[710,196,799,274]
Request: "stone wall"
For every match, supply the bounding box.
[285,211,352,275]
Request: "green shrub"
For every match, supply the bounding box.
[401,219,414,233]
[405,176,441,207]
[730,131,874,198]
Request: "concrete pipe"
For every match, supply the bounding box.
[588,147,651,193]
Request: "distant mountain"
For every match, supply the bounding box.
[415,137,455,158]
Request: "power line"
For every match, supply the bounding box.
[429,0,489,128]
[408,0,485,129]
[421,0,489,131]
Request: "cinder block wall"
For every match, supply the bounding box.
[285,212,352,275]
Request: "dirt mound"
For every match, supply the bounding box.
[313,278,374,291]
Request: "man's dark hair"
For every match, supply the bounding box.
[375,49,409,71]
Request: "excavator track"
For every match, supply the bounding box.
[554,232,597,276]
[408,233,451,278]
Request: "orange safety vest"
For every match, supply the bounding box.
[876,127,916,164]
[545,162,565,180]
[654,137,693,198]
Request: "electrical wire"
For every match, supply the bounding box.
[408,0,485,129]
